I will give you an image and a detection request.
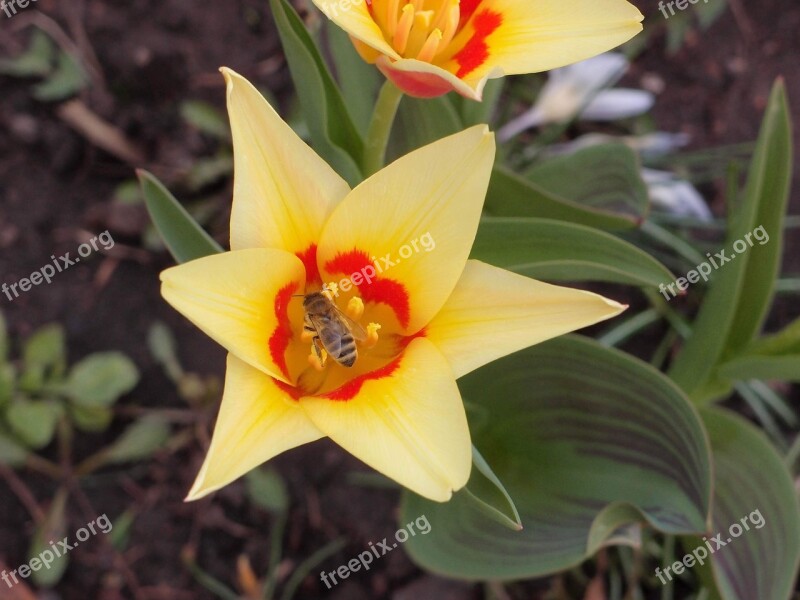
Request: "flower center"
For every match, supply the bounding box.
[372,0,462,62]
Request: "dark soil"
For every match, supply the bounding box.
[0,0,797,598]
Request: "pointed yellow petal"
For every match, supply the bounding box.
[449,0,643,91]
[426,261,627,378]
[186,355,323,501]
[317,126,495,335]
[222,68,349,257]
[160,249,305,383]
[300,338,471,502]
[311,0,401,61]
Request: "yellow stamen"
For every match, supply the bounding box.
[301,329,316,342]
[394,4,415,54]
[432,0,458,33]
[386,0,401,37]
[417,28,442,62]
[364,323,382,349]
[438,5,460,52]
[411,0,424,11]
[346,296,365,321]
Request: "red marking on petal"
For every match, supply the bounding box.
[321,356,403,401]
[458,0,483,29]
[454,10,502,78]
[273,377,303,401]
[377,61,455,98]
[296,244,321,287]
[269,282,298,381]
[325,250,411,329]
[398,327,427,351]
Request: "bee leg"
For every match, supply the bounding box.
[311,336,326,368]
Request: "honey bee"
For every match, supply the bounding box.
[301,291,367,367]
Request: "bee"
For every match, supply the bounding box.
[301,291,367,368]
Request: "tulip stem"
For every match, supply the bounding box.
[363,81,403,176]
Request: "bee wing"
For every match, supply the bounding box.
[330,305,368,341]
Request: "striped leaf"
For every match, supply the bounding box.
[400,335,711,579]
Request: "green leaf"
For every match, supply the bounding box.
[180,100,230,140]
[147,321,183,382]
[0,310,9,363]
[485,166,639,230]
[401,335,711,579]
[463,445,522,530]
[325,21,382,136]
[137,169,224,264]
[389,95,462,159]
[526,144,649,223]
[30,489,70,587]
[104,416,171,464]
[23,324,66,379]
[718,355,800,382]
[0,429,29,467]
[245,467,290,515]
[669,80,793,399]
[690,408,800,600]
[7,399,61,450]
[32,51,90,102]
[458,78,505,127]
[470,217,674,287]
[0,364,15,408]
[65,352,139,408]
[0,29,55,77]
[270,0,363,186]
[69,403,113,433]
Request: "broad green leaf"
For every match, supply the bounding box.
[669,80,792,399]
[458,78,505,127]
[30,488,70,587]
[180,100,230,140]
[389,95,462,159]
[464,445,522,531]
[104,416,171,464]
[0,429,29,467]
[7,399,61,450]
[65,352,139,408]
[245,467,290,515]
[747,316,800,355]
[137,169,224,264]
[0,29,55,77]
[401,336,711,579]
[147,321,183,382]
[485,166,639,230]
[691,408,800,600]
[526,144,649,222]
[0,364,15,408]
[69,403,113,432]
[325,21,382,136]
[270,0,363,186]
[32,51,89,102]
[470,217,674,287]
[23,324,66,378]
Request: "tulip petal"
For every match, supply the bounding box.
[449,0,643,92]
[317,126,495,334]
[222,68,350,265]
[376,56,489,100]
[300,337,471,501]
[160,248,306,383]
[311,1,401,61]
[426,260,627,378]
[186,355,323,501]
[581,89,655,121]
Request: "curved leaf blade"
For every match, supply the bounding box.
[137,169,223,264]
[470,217,674,286]
[401,336,711,580]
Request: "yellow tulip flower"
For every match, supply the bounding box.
[315,0,644,99]
[160,69,625,502]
